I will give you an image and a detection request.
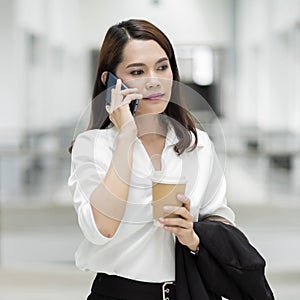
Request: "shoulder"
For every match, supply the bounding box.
[75,127,117,143]
[72,127,117,154]
[193,128,211,148]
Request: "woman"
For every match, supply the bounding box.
[68,19,235,300]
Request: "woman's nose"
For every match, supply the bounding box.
[145,77,161,89]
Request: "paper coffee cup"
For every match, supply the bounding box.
[151,175,187,224]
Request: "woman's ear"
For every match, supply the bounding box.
[101,71,108,85]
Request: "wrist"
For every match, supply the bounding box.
[188,232,200,252]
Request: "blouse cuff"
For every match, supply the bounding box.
[200,205,236,226]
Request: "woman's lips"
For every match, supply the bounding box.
[144,93,164,101]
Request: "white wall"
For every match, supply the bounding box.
[2,0,299,142]
[0,0,90,147]
[0,0,22,144]
[79,0,234,48]
[0,0,235,146]
[234,0,300,133]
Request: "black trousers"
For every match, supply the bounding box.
[86,273,176,300]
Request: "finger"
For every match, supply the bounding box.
[123,93,143,103]
[163,226,190,237]
[177,194,190,212]
[115,79,122,92]
[163,205,181,215]
[111,87,142,111]
[110,79,123,107]
[120,88,139,97]
[160,217,191,229]
[115,93,143,109]
[163,206,193,221]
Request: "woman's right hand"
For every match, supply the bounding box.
[107,79,143,133]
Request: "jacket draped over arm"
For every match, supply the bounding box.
[175,220,275,300]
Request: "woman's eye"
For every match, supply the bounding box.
[158,65,169,71]
[130,70,144,75]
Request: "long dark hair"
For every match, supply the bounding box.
[69,19,198,155]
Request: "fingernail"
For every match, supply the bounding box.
[159,217,165,223]
[177,194,185,201]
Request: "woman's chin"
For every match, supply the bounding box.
[136,101,168,115]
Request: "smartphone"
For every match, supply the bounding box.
[105,72,139,117]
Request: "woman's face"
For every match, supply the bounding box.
[115,39,173,116]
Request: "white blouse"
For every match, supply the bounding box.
[68,125,235,282]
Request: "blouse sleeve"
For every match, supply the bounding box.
[67,130,114,245]
[198,136,235,224]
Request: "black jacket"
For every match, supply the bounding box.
[175,220,275,300]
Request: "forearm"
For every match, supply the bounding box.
[90,128,136,237]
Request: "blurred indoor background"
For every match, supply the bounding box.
[0,0,299,299]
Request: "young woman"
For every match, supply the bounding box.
[68,19,235,300]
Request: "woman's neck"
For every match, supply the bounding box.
[135,114,167,140]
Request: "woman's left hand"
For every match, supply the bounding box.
[159,194,200,251]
